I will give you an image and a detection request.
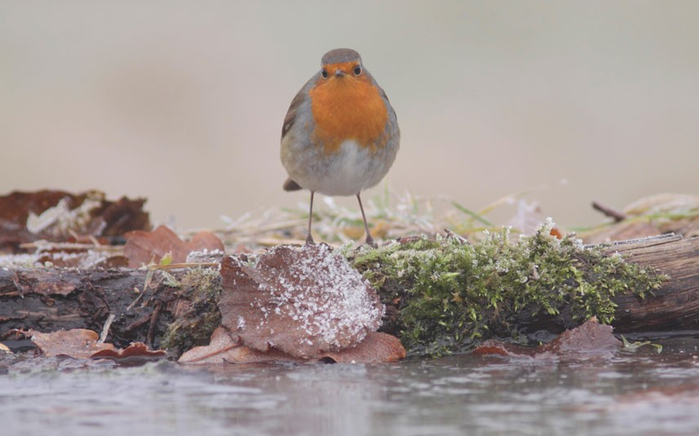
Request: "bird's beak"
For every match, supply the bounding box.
[334,69,345,78]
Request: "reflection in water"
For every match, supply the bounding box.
[2,337,699,436]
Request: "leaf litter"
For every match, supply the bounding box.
[24,329,166,361]
[0,190,150,253]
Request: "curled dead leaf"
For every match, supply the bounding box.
[90,342,167,360]
[219,243,385,359]
[319,332,406,363]
[178,327,300,364]
[179,328,405,364]
[28,328,166,360]
[178,327,241,364]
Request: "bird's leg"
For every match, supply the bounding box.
[306,191,315,245]
[356,193,377,248]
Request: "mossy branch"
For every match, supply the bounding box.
[3,228,688,359]
[349,222,666,357]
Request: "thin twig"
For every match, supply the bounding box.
[122,314,151,334]
[592,201,628,222]
[146,301,162,347]
[98,313,116,344]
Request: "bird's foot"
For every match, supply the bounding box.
[365,234,378,249]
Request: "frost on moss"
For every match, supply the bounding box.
[350,223,666,357]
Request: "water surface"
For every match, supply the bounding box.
[2,336,699,436]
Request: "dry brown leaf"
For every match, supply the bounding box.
[178,327,241,364]
[123,225,224,267]
[219,243,384,359]
[539,317,622,355]
[28,329,165,360]
[90,342,167,359]
[474,317,621,359]
[178,327,300,364]
[28,329,116,359]
[319,332,406,363]
[221,345,302,363]
[179,327,405,364]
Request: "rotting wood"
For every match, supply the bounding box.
[0,268,178,348]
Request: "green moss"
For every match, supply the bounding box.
[350,222,667,357]
[160,267,222,355]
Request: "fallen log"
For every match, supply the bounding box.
[1,234,698,355]
[606,234,699,332]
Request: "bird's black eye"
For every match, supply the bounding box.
[321,69,328,79]
[353,65,362,76]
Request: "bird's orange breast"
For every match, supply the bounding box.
[309,66,389,154]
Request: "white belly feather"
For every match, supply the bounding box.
[297,140,390,196]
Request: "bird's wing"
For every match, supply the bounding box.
[281,90,305,139]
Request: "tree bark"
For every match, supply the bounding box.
[605,234,699,332]
[1,234,698,348]
[0,268,178,348]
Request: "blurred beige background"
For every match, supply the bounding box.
[1,1,698,230]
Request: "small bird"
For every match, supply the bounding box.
[280,48,400,247]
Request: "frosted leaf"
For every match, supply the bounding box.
[219,243,385,359]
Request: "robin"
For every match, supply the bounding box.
[280,48,400,247]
